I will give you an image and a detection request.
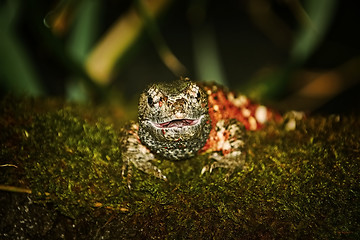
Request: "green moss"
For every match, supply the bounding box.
[1,97,359,238]
[22,109,127,216]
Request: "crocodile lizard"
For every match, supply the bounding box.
[121,77,282,180]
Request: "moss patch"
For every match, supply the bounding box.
[1,97,359,239]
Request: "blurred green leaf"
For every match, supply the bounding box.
[85,0,172,85]
[291,0,337,64]
[0,0,44,96]
[246,0,338,101]
[65,0,102,102]
[193,25,227,85]
[189,0,226,85]
[66,0,101,63]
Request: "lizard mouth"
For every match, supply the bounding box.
[152,116,202,129]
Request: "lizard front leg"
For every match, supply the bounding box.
[201,119,246,175]
[120,121,167,181]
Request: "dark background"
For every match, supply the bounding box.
[1,0,359,114]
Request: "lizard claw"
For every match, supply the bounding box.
[121,160,133,189]
[200,162,218,175]
[151,167,167,181]
[201,151,245,178]
[201,165,210,175]
[122,160,167,189]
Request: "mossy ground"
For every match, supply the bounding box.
[1,97,359,239]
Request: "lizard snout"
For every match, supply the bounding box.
[171,99,186,116]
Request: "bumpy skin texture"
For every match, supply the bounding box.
[121,78,280,180]
[138,80,211,160]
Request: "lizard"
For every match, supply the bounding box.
[120,77,283,181]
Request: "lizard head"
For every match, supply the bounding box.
[138,78,211,160]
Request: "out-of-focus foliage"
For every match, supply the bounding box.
[0,1,44,96]
[0,0,359,113]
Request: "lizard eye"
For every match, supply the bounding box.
[147,96,153,107]
[197,91,201,99]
